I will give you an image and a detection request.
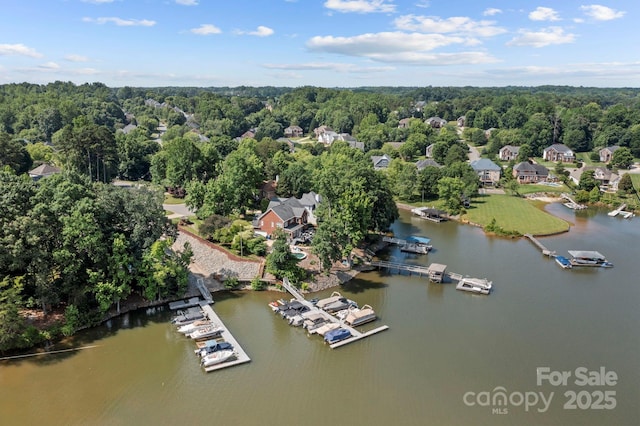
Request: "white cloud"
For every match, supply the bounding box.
[394,15,506,37]
[246,26,275,37]
[580,5,625,21]
[529,7,560,21]
[73,68,99,75]
[415,1,430,8]
[82,17,156,26]
[0,43,42,57]
[176,0,198,5]
[307,32,498,65]
[324,0,395,14]
[262,62,394,73]
[38,62,60,70]
[65,54,89,62]
[507,27,575,47]
[483,8,502,16]
[190,24,222,35]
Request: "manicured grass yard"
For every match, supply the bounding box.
[163,194,186,204]
[462,194,571,236]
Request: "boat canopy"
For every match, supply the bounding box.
[406,236,431,245]
[568,250,605,260]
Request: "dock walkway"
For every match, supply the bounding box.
[368,260,464,282]
[169,296,201,310]
[281,278,389,349]
[524,234,556,257]
[199,302,251,372]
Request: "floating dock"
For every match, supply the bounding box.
[561,193,587,210]
[368,260,465,283]
[280,278,389,349]
[382,236,432,254]
[608,204,634,218]
[199,302,251,372]
[411,207,446,222]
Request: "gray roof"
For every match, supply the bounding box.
[263,197,306,222]
[500,145,520,153]
[415,159,441,170]
[514,162,549,175]
[600,145,620,153]
[470,158,501,171]
[544,144,573,154]
[298,191,320,209]
[29,163,60,176]
[568,250,605,260]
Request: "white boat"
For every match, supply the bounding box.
[312,322,340,336]
[189,325,224,340]
[322,297,357,313]
[177,319,211,334]
[200,349,236,367]
[344,305,377,326]
[456,277,492,295]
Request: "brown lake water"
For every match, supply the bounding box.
[1,206,639,426]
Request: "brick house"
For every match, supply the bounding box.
[513,162,549,183]
[256,198,308,239]
[543,144,575,163]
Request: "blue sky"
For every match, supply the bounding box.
[0,0,638,87]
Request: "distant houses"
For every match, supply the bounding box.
[371,154,391,170]
[415,159,441,170]
[28,163,60,181]
[599,146,620,163]
[284,125,303,138]
[543,144,575,163]
[498,145,520,162]
[425,116,447,128]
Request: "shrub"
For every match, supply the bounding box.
[224,277,239,289]
[250,277,266,291]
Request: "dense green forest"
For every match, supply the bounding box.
[1,81,639,351]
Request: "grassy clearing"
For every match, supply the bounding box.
[630,174,640,189]
[463,194,571,235]
[513,183,569,195]
[163,194,186,205]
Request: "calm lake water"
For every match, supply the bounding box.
[2,206,639,426]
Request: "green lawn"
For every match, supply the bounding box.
[463,194,571,236]
[513,183,569,195]
[630,174,640,190]
[163,194,186,204]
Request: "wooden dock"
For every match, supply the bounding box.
[195,277,213,303]
[280,278,389,349]
[608,203,634,218]
[561,193,587,210]
[524,234,556,257]
[368,260,464,282]
[199,302,251,372]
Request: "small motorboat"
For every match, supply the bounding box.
[268,299,287,312]
[171,308,205,326]
[301,312,328,330]
[324,328,352,344]
[177,319,211,334]
[279,301,310,319]
[189,325,224,340]
[201,349,236,368]
[196,341,233,358]
[554,255,572,269]
[456,277,492,295]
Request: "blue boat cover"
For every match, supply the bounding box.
[406,236,431,245]
[324,328,351,343]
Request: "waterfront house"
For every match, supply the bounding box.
[256,198,309,239]
[513,161,549,183]
[371,154,391,170]
[569,167,621,192]
[543,144,575,163]
[599,146,620,163]
[499,145,520,162]
[470,158,501,186]
[457,116,466,127]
